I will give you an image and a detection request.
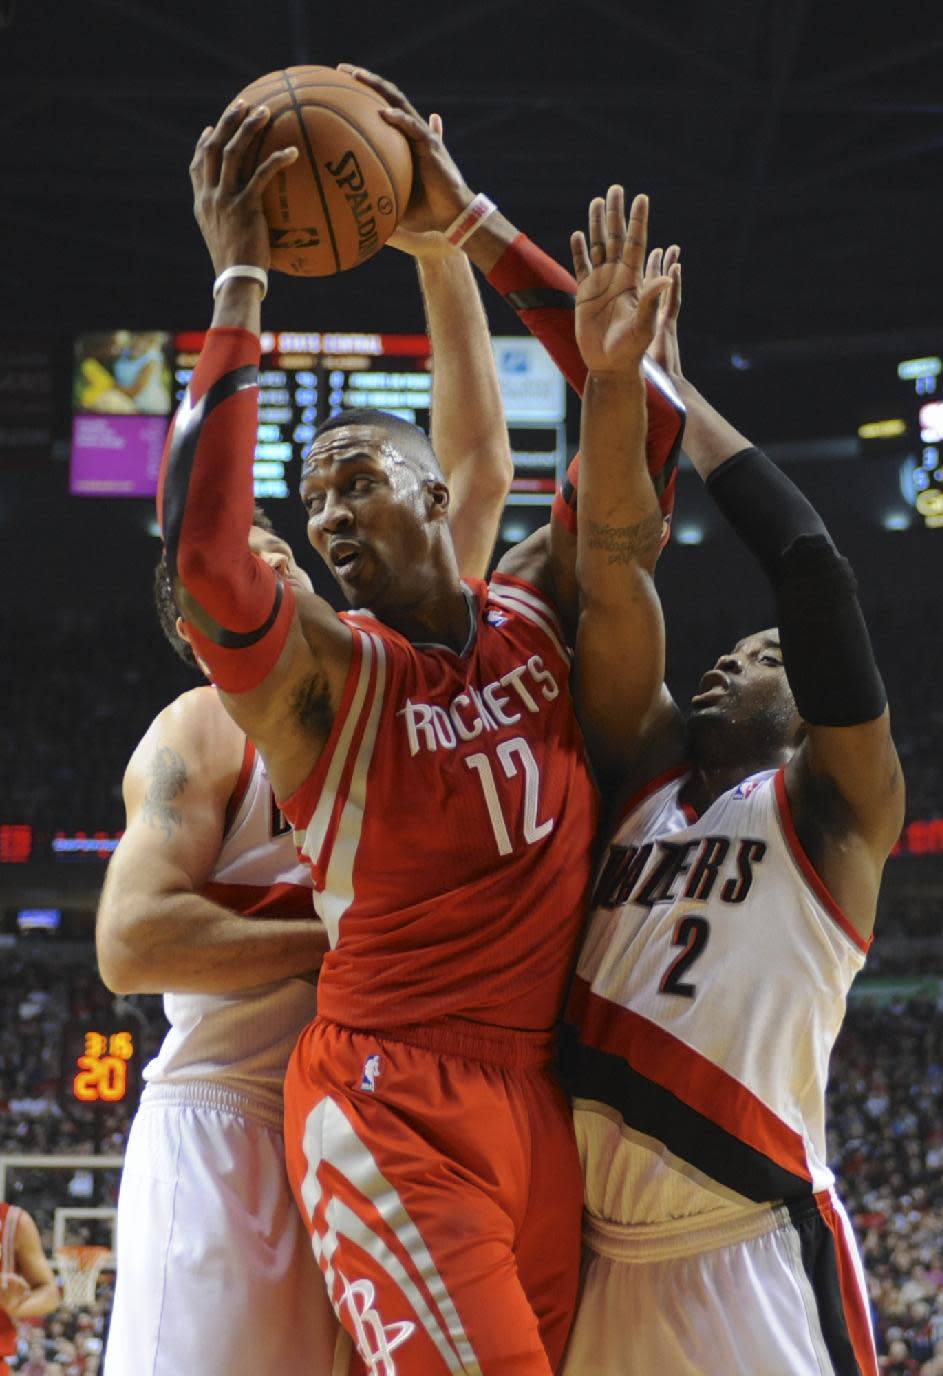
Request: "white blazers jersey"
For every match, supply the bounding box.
[566,764,869,1230]
[144,741,318,1118]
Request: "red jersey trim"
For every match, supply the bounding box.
[200,880,315,920]
[773,768,870,955]
[281,628,366,827]
[617,763,691,827]
[814,1190,879,1375]
[223,736,256,837]
[568,977,813,1183]
[488,572,568,661]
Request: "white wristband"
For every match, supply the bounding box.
[444,193,497,248]
[213,265,269,300]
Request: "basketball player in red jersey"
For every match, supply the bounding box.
[157,97,617,1374]
[99,201,514,1374]
[554,193,903,1374]
[0,1203,59,1374]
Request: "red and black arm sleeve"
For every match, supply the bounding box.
[157,327,295,693]
[486,232,685,542]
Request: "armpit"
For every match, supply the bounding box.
[290,671,334,740]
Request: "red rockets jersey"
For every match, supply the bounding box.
[0,1203,20,1354]
[281,573,599,1033]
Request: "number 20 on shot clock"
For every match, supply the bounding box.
[66,1027,137,1104]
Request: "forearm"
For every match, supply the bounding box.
[157,284,294,692]
[419,251,513,501]
[577,370,662,602]
[99,892,328,995]
[675,377,754,479]
[10,1283,59,1319]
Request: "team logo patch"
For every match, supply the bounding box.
[359,1053,382,1092]
[485,610,508,626]
[733,778,761,800]
[338,1272,416,1374]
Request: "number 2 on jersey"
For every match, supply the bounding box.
[465,736,554,857]
[659,915,711,998]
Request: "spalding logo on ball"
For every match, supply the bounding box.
[234,65,413,277]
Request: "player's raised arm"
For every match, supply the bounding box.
[567,188,678,786]
[384,112,513,580]
[96,689,328,995]
[659,255,904,937]
[159,103,352,800]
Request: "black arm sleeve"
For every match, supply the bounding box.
[705,447,886,727]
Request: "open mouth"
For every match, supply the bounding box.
[691,669,730,704]
[330,540,363,579]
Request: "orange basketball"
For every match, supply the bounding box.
[234,65,413,277]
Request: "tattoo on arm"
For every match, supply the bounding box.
[587,511,663,565]
[142,746,188,840]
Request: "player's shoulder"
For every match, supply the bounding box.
[494,525,554,598]
[127,686,246,788]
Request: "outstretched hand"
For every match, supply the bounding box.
[647,244,683,381]
[570,187,669,376]
[337,65,474,238]
[189,101,298,276]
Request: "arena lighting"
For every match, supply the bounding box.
[858,419,907,440]
[674,525,705,545]
[897,356,941,381]
[881,510,912,531]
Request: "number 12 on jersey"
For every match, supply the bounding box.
[465,736,554,857]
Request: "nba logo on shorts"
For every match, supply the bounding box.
[360,1054,382,1092]
[734,778,761,800]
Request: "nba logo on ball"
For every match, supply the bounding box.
[360,1054,382,1092]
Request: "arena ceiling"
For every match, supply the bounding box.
[3,0,943,363]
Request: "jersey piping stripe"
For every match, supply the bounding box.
[223,736,256,837]
[200,879,316,920]
[806,1191,879,1376]
[616,763,691,826]
[315,636,381,885]
[488,584,568,661]
[0,1205,18,1271]
[773,768,870,954]
[317,634,387,941]
[300,1097,483,1373]
[569,977,814,1192]
[489,572,567,643]
[291,630,374,877]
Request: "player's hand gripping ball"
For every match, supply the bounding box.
[232,65,413,276]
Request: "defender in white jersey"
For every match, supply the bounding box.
[558,218,904,1375]
[97,523,338,1376]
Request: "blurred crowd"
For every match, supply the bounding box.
[2,954,943,1365]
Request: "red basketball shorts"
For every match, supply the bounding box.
[284,1016,583,1375]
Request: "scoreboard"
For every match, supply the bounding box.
[71,328,566,503]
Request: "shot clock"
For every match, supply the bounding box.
[62,1025,139,1106]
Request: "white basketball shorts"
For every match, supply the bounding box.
[104,1083,342,1376]
[560,1193,877,1376]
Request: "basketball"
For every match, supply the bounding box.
[234,65,413,277]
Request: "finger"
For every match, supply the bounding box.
[621,192,650,282]
[220,103,270,194]
[378,104,438,149]
[247,144,299,199]
[429,112,443,137]
[645,247,664,284]
[587,196,606,268]
[636,274,672,334]
[338,64,422,122]
[663,244,681,272]
[189,125,216,184]
[200,100,249,185]
[571,229,591,283]
[605,184,626,263]
[667,261,682,321]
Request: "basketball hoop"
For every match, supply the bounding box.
[55,1245,112,1309]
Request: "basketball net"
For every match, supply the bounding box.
[55,1245,112,1309]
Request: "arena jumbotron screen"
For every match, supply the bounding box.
[69,329,566,503]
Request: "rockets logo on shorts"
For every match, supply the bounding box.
[337,1273,416,1375]
[360,1055,382,1092]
